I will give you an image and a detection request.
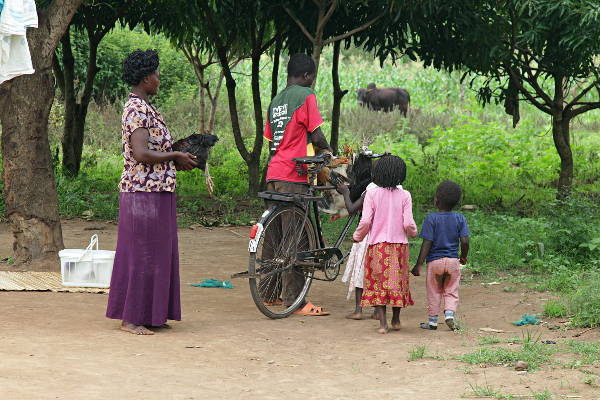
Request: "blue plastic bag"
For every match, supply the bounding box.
[189,278,234,289]
[512,315,541,326]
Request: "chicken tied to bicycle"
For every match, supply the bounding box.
[315,149,384,222]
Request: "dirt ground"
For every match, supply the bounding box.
[1,219,599,399]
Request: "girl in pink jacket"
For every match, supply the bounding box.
[352,155,418,334]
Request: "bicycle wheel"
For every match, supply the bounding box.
[248,204,317,318]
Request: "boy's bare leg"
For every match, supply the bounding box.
[345,288,363,320]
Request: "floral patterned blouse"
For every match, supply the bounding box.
[119,94,177,192]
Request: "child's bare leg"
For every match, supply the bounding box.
[371,307,379,320]
[346,288,364,320]
[391,307,402,330]
[376,305,388,333]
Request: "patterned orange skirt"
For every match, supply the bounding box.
[360,242,413,308]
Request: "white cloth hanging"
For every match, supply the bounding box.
[0,0,38,84]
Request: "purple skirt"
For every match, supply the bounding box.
[106,191,181,326]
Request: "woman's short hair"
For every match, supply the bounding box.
[372,155,406,189]
[287,53,316,78]
[122,49,159,86]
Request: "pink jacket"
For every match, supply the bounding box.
[353,186,418,245]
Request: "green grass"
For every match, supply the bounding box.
[406,343,446,361]
[544,300,568,318]
[457,328,555,370]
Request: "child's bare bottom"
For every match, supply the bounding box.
[426,257,461,315]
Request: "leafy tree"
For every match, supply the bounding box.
[0,0,84,270]
[149,0,284,195]
[283,0,384,82]
[53,0,134,176]
[150,1,237,136]
[283,0,388,154]
[392,0,600,199]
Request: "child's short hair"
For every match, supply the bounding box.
[288,53,316,78]
[372,154,406,189]
[436,180,462,209]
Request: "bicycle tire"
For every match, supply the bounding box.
[248,204,316,319]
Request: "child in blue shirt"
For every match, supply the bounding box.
[412,180,470,330]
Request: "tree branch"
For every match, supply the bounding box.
[568,77,600,107]
[517,61,553,106]
[504,63,551,114]
[51,51,65,99]
[45,0,86,60]
[323,12,383,46]
[316,0,338,39]
[95,0,134,42]
[571,102,600,117]
[283,4,315,42]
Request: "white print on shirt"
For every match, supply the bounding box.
[270,103,290,152]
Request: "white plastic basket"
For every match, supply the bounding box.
[59,234,116,288]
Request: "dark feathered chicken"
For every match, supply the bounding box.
[172,133,219,171]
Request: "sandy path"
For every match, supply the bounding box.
[0,220,598,399]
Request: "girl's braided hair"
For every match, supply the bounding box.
[122,49,159,86]
[372,154,406,189]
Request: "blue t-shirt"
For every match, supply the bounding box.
[419,212,470,263]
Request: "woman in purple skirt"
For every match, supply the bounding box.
[106,50,198,335]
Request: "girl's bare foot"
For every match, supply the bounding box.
[391,322,401,330]
[121,321,154,335]
[345,311,362,320]
[371,310,379,320]
[377,325,389,334]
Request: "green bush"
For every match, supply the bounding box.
[568,272,600,328]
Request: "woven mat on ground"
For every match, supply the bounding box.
[0,271,109,293]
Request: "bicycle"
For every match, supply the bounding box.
[232,150,383,319]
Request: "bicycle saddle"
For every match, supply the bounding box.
[292,151,332,165]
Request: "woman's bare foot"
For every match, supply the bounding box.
[345,311,362,320]
[145,323,172,329]
[391,322,401,330]
[371,310,380,320]
[121,321,154,335]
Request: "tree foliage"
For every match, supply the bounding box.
[385,0,600,199]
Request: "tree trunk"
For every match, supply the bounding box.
[330,41,348,155]
[0,0,86,270]
[60,29,78,176]
[552,76,573,200]
[270,36,282,100]
[261,44,283,192]
[197,68,206,134]
[61,26,102,176]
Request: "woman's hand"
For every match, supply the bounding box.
[174,152,197,171]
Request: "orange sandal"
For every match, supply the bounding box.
[293,301,330,316]
[263,300,283,306]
